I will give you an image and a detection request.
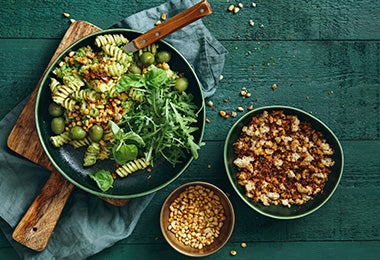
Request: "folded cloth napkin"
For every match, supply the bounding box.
[0,0,227,259]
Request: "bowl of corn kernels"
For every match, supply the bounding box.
[160,181,235,257]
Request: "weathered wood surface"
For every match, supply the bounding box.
[1,0,379,259]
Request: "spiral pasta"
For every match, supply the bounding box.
[71,89,98,102]
[115,158,150,177]
[128,88,145,102]
[83,142,101,167]
[95,34,129,47]
[50,132,71,147]
[69,137,92,148]
[102,44,132,67]
[105,63,127,77]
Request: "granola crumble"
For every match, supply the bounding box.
[233,110,335,207]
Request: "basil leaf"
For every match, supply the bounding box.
[113,144,138,165]
[116,74,145,92]
[89,170,114,192]
[145,67,168,88]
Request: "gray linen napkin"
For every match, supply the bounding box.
[0,0,227,259]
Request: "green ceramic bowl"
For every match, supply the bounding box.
[224,106,344,219]
[35,29,205,199]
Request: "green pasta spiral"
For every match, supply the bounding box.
[83,142,101,167]
[115,158,150,177]
[50,132,71,147]
[70,136,92,148]
[95,34,129,47]
[102,44,132,67]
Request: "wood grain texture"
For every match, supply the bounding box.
[7,20,101,168]
[12,170,74,252]
[8,21,128,252]
[0,0,379,259]
[130,0,212,50]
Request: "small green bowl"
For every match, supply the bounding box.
[224,106,344,219]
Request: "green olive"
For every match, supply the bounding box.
[128,64,142,74]
[140,52,155,66]
[51,117,65,135]
[48,103,63,117]
[156,51,171,63]
[89,125,104,142]
[70,126,87,140]
[174,77,189,93]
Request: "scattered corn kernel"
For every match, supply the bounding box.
[232,111,237,117]
[206,118,211,123]
[63,12,70,18]
[69,18,76,23]
[219,74,224,81]
[233,7,240,14]
[241,242,247,248]
[238,3,244,8]
[245,92,251,98]
[228,5,235,12]
[240,90,247,96]
[252,2,257,8]
[219,111,226,117]
[271,83,278,90]
[230,250,237,256]
[155,20,162,26]
[161,13,167,20]
[207,101,214,107]
[249,20,255,26]
[248,105,254,110]
[237,107,244,112]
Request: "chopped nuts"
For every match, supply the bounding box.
[233,110,335,207]
[167,185,226,250]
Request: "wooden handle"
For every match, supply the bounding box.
[132,0,212,49]
[12,170,74,251]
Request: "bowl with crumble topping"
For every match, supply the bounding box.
[224,105,344,219]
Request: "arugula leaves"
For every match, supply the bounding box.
[114,66,202,166]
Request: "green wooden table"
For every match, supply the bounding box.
[1,0,379,259]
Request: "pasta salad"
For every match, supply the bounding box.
[47,33,202,191]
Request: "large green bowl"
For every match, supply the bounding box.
[224,106,344,219]
[35,29,205,199]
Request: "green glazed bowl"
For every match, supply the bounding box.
[35,29,205,199]
[224,106,344,219]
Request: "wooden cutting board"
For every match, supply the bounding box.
[7,20,129,252]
